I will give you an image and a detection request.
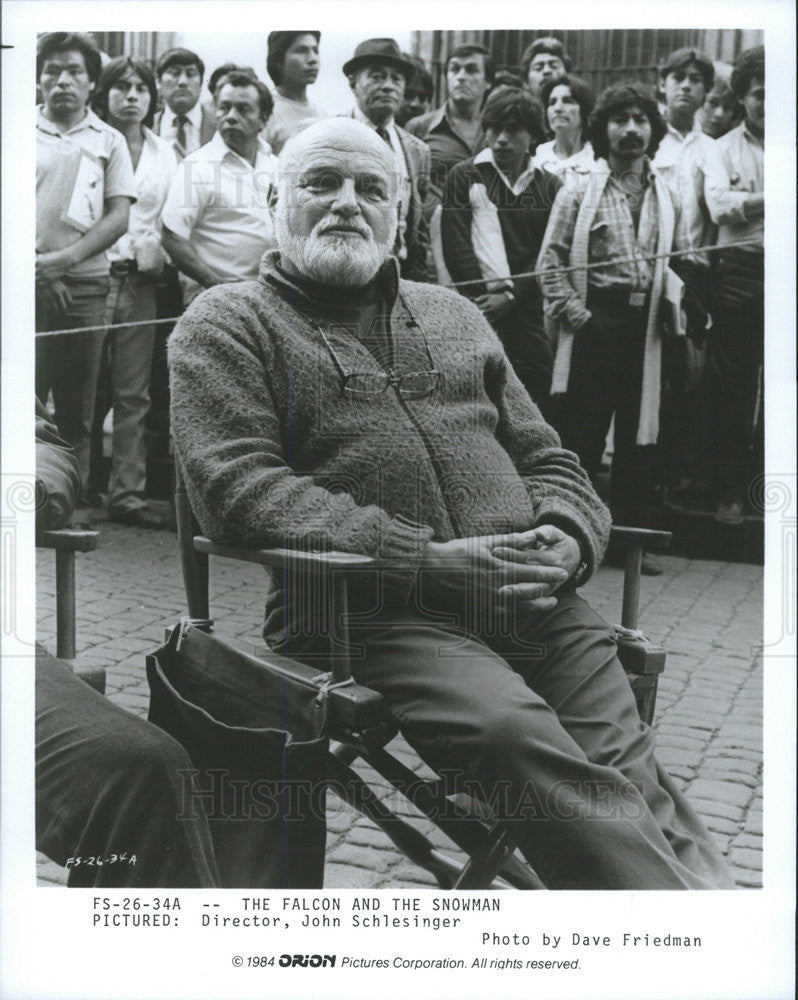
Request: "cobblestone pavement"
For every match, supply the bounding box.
[35,519,764,889]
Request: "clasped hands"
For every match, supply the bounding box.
[420,524,582,616]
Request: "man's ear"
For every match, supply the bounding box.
[347,73,357,95]
[267,183,279,221]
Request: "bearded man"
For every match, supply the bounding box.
[168,117,733,890]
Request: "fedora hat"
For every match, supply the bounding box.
[342,38,415,81]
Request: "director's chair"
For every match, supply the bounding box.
[172,458,671,890]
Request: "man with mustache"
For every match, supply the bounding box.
[161,72,276,308]
[169,117,733,889]
[538,82,676,574]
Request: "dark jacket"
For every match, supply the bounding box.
[35,399,80,532]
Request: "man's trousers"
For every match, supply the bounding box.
[556,296,657,529]
[492,298,553,420]
[95,271,156,513]
[35,276,109,495]
[289,590,735,890]
[35,647,220,888]
[706,292,764,503]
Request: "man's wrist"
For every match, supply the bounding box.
[569,554,589,587]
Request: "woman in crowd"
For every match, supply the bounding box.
[535,74,595,176]
[91,58,177,526]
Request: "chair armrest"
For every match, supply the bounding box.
[38,528,100,553]
[192,537,376,571]
[610,526,672,551]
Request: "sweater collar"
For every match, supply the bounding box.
[259,250,400,313]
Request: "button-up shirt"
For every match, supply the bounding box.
[405,103,485,212]
[653,123,727,265]
[160,102,203,156]
[709,121,764,250]
[538,161,665,330]
[161,132,277,304]
[107,127,177,273]
[36,106,136,277]
[353,105,410,261]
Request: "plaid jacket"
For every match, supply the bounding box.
[536,158,677,445]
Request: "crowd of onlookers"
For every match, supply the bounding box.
[35,31,764,569]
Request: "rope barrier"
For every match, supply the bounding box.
[35,237,762,338]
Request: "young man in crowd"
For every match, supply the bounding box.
[147,46,216,468]
[440,86,561,415]
[521,36,572,99]
[35,32,135,503]
[343,38,431,281]
[161,72,276,308]
[705,45,765,525]
[700,76,742,140]
[152,47,215,158]
[263,31,326,155]
[537,82,676,574]
[168,116,733,890]
[405,44,494,211]
[396,56,434,127]
[652,47,728,505]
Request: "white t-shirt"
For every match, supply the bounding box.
[262,92,327,155]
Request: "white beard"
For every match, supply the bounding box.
[275,204,395,288]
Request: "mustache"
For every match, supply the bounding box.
[315,219,371,239]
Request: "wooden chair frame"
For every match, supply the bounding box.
[38,527,104,693]
[174,459,671,889]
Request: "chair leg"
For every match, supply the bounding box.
[54,549,76,660]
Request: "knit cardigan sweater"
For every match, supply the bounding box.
[169,251,611,647]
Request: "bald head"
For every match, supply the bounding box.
[277,117,395,194]
[272,117,400,288]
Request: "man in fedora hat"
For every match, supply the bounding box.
[343,38,431,281]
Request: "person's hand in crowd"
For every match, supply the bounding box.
[45,279,73,314]
[35,248,76,283]
[474,290,514,324]
[490,524,582,615]
[420,531,571,611]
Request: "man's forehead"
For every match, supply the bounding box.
[359,59,403,77]
[610,103,647,116]
[449,56,484,70]
[217,83,258,103]
[667,60,704,77]
[42,50,87,67]
[289,34,318,51]
[297,142,392,178]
